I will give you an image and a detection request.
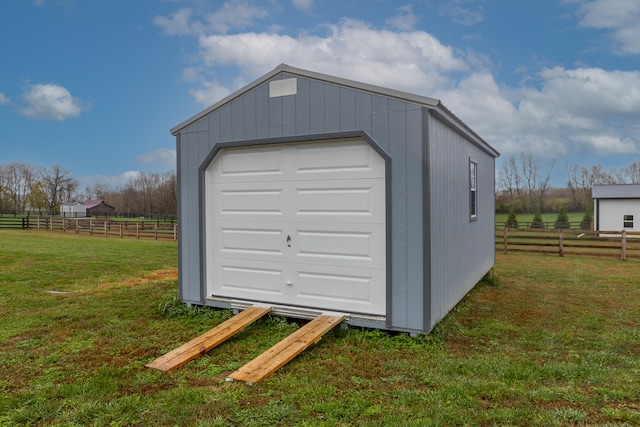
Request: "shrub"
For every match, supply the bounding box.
[506,208,518,228]
[531,210,545,228]
[554,207,570,229]
[580,211,593,230]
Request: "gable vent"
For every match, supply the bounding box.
[269,78,297,97]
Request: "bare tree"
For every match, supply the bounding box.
[116,171,176,216]
[0,164,9,211]
[82,183,112,201]
[39,164,79,214]
[498,156,524,211]
[566,162,615,211]
[621,160,640,184]
[498,153,555,213]
[4,163,35,212]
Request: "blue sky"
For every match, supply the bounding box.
[1,0,639,189]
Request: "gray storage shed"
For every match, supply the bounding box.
[172,64,499,335]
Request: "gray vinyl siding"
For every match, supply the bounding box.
[174,66,497,334]
[426,114,495,327]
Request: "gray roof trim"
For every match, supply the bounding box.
[429,104,499,158]
[171,64,498,158]
[592,184,640,199]
[171,65,283,135]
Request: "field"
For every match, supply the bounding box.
[1,230,639,426]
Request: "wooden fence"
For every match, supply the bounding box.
[497,227,640,260]
[28,217,178,241]
[0,216,28,229]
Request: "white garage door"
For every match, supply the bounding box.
[205,138,386,316]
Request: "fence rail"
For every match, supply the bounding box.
[0,216,28,229]
[496,227,640,260]
[25,217,178,240]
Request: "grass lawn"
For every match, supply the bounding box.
[1,230,638,426]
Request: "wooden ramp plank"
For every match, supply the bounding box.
[227,314,344,385]
[145,305,272,372]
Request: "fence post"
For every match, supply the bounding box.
[154,222,158,240]
[503,227,508,254]
[22,217,26,229]
[119,222,123,238]
[104,221,108,237]
[559,228,564,256]
[621,229,627,261]
[50,217,53,231]
[136,222,140,239]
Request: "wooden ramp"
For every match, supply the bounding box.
[145,305,272,372]
[227,313,345,385]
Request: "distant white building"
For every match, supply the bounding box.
[592,184,640,234]
[60,202,86,218]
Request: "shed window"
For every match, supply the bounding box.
[623,215,634,228]
[470,159,477,220]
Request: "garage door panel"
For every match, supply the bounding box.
[292,223,385,268]
[294,179,385,222]
[211,183,285,219]
[214,224,285,260]
[293,140,385,179]
[213,260,285,297]
[211,146,285,182]
[294,266,386,315]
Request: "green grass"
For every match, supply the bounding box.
[1,230,639,426]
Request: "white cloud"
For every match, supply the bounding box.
[154,8,194,36]
[196,19,468,95]
[575,0,640,55]
[292,0,313,12]
[188,79,233,106]
[205,2,269,34]
[19,83,91,121]
[135,148,177,169]
[386,5,419,31]
[154,2,269,36]
[0,93,9,105]
[570,134,640,155]
[438,0,484,26]
[436,66,640,158]
[158,4,640,162]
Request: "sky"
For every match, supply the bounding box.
[1,0,639,190]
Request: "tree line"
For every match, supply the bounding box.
[497,153,640,214]
[0,162,176,217]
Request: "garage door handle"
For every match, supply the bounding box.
[286,235,291,247]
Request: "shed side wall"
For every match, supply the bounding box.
[427,113,495,328]
[597,199,640,232]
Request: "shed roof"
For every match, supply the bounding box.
[171,64,499,158]
[84,199,115,209]
[592,184,640,199]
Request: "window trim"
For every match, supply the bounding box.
[469,158,477,221]
[623,214,634,229]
